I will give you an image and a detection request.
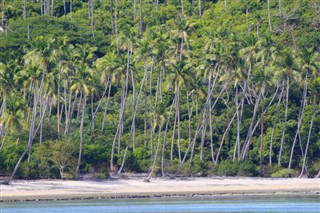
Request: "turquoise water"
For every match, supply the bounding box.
[1,196,319,213]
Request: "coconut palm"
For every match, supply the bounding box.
[165,58,192,162]
[95,51,117,132]
[71,43,97,174]
[288,48,319,169]
[299,77,320,177]
[0,94,26,152]
[274,48,300,166]
[145,110,166,182]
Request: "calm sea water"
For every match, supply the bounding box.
[0,195,319,213]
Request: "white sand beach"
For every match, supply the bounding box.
[1,177,319,202]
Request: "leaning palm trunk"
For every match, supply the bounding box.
[233,85,241,160]
[88,78,109,132]
[65,92,78,137]
[101,80,112,132]
[71,92,83,141]
[241,90,262,161]
[2,145,29,185]
[27,86,41,162]
[110,84,127,172]
[0,132,7,152]
[149,56,155,159]
[269,86,284,165]
[278,76,290,166]
[238,86,279,161]
[145,123,163,182]
[175,80,229,176]
[215,109,238,162]
[3,85,40,184]
[117,66,146,175]
[170,91,179,161]
[288,72,308,169]
[111,51,131,172]
[76,93,87,174]
[190,78,229,162]
[299,100,317,178]
[161,95,175,176]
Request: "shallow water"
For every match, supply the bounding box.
[1,195,319,213]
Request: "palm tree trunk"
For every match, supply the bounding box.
[91,0,95,37]
[63,0,66,18]
[145,123,162,182]
[269,86,284,165]
[278,76,290,166]
[139,0,142,33]
[259,93,264,175]
[241,90,262,160]
[117,62,146,174]
[279,0,282,17]
[209,110,215,163]
[72,91,82,140]
[101,80,112,132]
[200,121,207,161]
[76,93,87,174]
[177,87,181,162]
[215,109,237,162]
[24,0,27,20]
[181,0,184,14]
[299,99,317,178]
[66,92,77,137]
[288,73,308,169]
[233,85,241,161]
[88,78,109,132]
[0,132,7,152]
[57,79,61,137]
[170,95,178,161]
[161,98,175,176]
[70,0,73,20]
[246,8,250,36]
[149,56,155,159]
[28,84,41,162]
[267,0,272,31]
[2,146,28,185]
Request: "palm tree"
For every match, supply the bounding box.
[299,77,320,177]
[165,58,192,162]
[145,111,165,182]
[288,48,319,169]
[71,43,97,174]
[0,59,21,139]
[95,51,117,132]
[0,94,25,152]
[109,31,136,172]
[274,48,300,166]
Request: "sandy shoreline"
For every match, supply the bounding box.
[1,177,319,202]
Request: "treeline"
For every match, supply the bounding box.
[0,0,320,183]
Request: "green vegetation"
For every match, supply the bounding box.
[0,0,319,183]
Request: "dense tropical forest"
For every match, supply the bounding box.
[0,0,319,184]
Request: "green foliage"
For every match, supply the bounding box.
[94,167,110,179]
[271,168,296,178]
[0,0,319,181]
[213,160,258,177]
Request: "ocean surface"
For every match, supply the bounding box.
[1,195,319,213]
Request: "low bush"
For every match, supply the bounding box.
[271,169,296,178]
[213,160,258,177]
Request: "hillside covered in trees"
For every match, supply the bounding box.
[0,0,320,183]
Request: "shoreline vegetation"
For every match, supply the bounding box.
[1,1,320,185]
[1,176,320,202]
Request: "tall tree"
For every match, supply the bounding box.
[274,48,300,166]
